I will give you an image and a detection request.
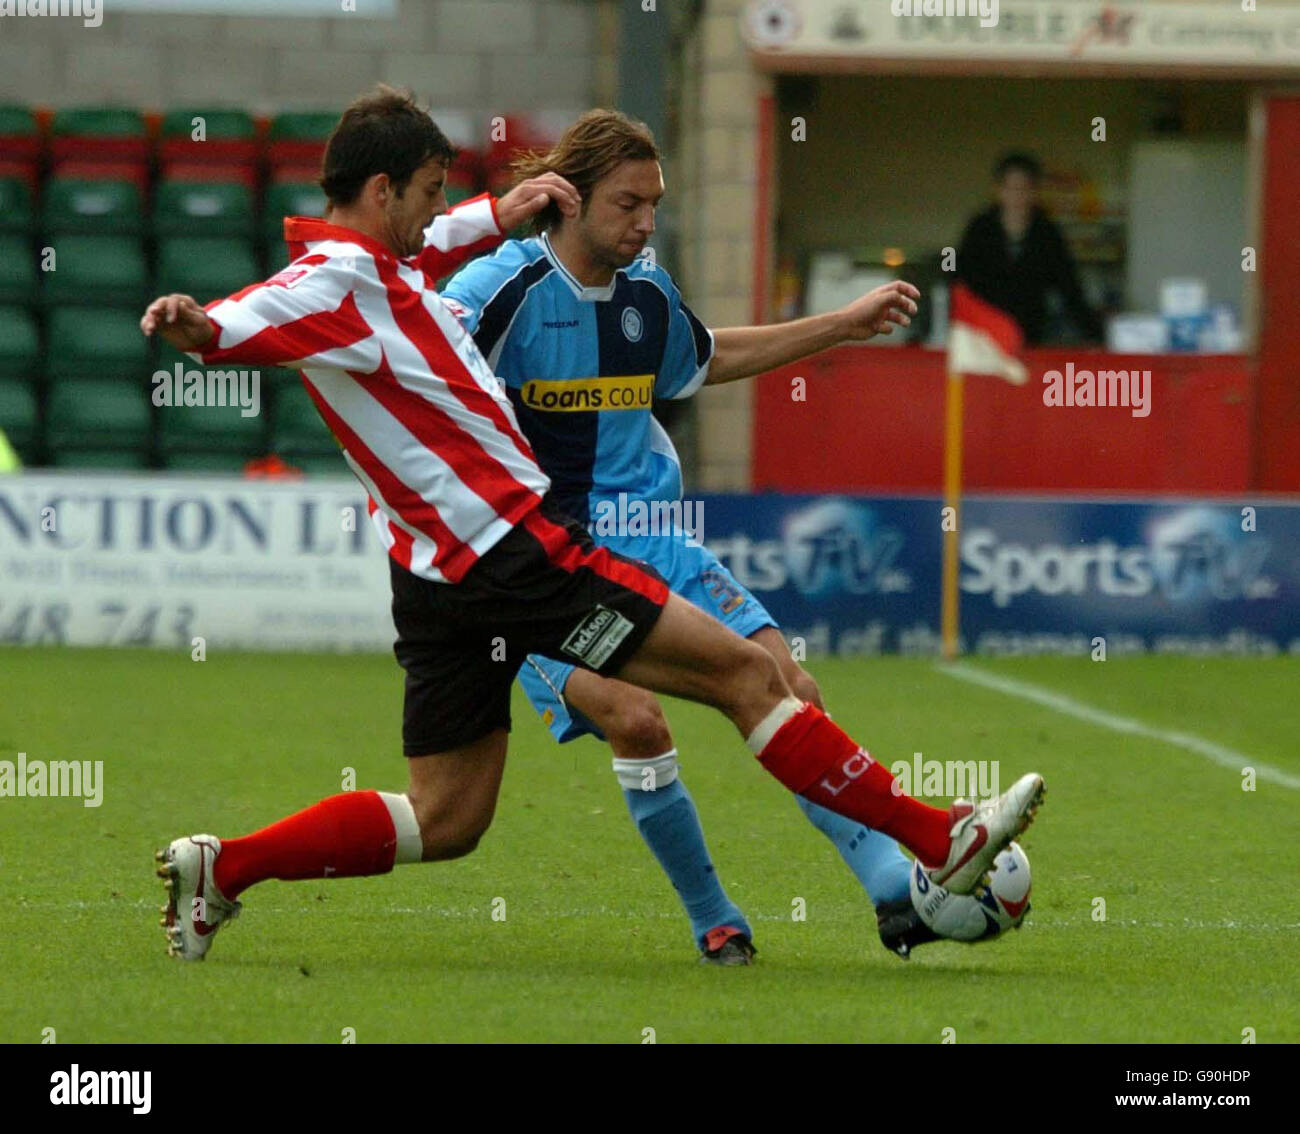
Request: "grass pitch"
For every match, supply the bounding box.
[0,647,1295,1043]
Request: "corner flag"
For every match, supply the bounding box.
[941,282,1028,659]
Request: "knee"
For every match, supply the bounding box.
[599,691,673,759]
[787,667,824,710]
[730,640,787,707]
[409,796,493,862]
[431,829,485,861]
[422,819,489,861]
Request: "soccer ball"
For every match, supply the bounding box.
[909,841,1032,942]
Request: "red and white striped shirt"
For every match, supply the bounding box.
[194,194,552,583]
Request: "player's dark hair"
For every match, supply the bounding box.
[320,84,456,207]
[510,109,660,234]
[994,151,1043,184]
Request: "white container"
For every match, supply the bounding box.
[1106,314,1169,354]
[1159,277,1209,319]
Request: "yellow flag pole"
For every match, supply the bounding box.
[941,368,964,661]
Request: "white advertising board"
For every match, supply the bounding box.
[0,472,395,652]
[742,0,1300,71]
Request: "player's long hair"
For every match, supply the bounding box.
[511,109,660,234]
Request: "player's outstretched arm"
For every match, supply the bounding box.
[141,259,377,373]
[140,293,215,352]
[705,280,920,386]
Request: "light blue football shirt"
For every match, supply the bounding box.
[442,232,713,527]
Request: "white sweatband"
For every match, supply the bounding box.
[745,696,804,755]
[612,750,679,792]
[378,791,423,864]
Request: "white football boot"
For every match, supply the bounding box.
[924,773,1045,894]
[155,834,240,960]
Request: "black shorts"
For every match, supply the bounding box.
[391,497,669,755]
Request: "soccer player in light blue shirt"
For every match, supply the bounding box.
[442,110,928,962]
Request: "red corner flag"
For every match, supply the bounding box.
[948,282,1028,385]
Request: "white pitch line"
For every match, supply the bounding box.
[938,663,1300,791]
[24,900,1300,931]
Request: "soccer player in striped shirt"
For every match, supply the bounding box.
[438,110,951,961]
[141,85,1043,963]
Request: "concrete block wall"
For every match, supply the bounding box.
[675,0,770,491]
[0,0,602,120]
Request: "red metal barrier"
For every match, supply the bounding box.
[751,346,1252,494]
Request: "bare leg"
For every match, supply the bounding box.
[406,728,509,860]
[615,593,790,736]
[749,626,824,710]
[562,670,673,760]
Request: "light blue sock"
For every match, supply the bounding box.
[616,753,751,949]
[795,795,912,906]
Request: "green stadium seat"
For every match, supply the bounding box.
[444,160,479,209]
[444,181,474,209]
[265,366,303,389]
[0,377,39,454]
[266,241,292,273]
[45,307,151,383]
[52,158,149,194]
[157,238,259,304]
[271,165,322,188]
[158,405,266,454]
[268,110,336,172]
[51,107,146,138]
[0,104,40,164]
[270,111,339,141]
[163,451,259,474]
[263,179,326,242]
[272,382,339,457]
[0,157,37,193]
[153,180,256,238]
[50,107,148,166]
[48,447,151,470]
[162,160,257,190]
[41,236,149,308]
[161,108,257,140]
[159,108,258,167]
[0,235,36,306]
[0,307,40,379]
[41,177,144,235]
[0,105,37,130]
[155,346,268,455]
[45,378,151,451]
[0,176,34,235]
[282,449,348,476]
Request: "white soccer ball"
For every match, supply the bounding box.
[909,841,1032,942]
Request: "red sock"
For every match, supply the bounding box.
[213,791,399,900]
[755,703,951,867]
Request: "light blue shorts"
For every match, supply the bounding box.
[519,530,776,742]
